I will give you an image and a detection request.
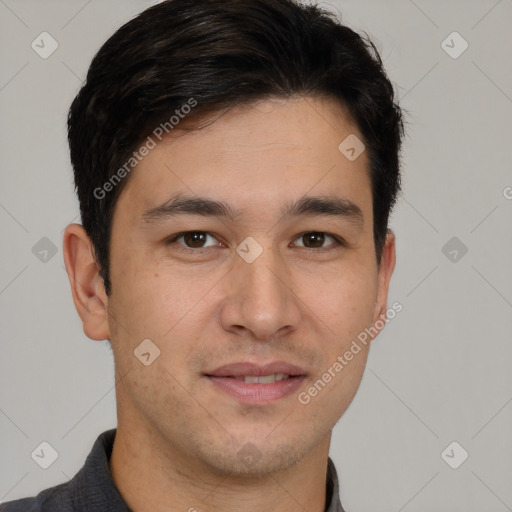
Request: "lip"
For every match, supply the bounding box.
[204,361,307,404]
[205,361,307,378]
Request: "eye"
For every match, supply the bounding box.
[293,232,341,249]
[167,231,221,249]
[166,230,343,252]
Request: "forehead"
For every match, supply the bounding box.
[116,97,372,221]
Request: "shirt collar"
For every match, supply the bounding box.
[73,429,345,512]
[326,456,346,512]
[69,428,130,511]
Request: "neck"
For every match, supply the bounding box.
[109,420,332,512]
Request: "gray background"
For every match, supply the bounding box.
[1,0,511,510]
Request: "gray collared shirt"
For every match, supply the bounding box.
[0,429,345,512]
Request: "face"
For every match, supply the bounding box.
[94,97,394,476]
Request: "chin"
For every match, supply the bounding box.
[193,430,319,478]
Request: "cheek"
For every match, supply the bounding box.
[307,266,377,410]
[108,258,222,373]
[304,266,377,344]
[109,243,175,326]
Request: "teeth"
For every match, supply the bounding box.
[234,373,290,383]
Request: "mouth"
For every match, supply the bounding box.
[218,373,296,383]
[204,361,307,403]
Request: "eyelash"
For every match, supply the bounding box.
[165,231,345,252]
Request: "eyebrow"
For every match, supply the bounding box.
[141,193,364,227]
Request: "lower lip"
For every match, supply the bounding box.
[205,375,306,404]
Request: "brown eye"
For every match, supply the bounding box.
[168,231,219,249]
[302,232,325,248]
[182,231,208,248]
[294,232,340,249]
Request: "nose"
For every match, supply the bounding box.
[219,245,301,341]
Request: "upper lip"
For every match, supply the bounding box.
[205,361,307,378]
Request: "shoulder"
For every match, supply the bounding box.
[0,481,72,512]
[0,429,120,512]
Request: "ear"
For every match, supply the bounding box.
[371,229,396,334]
[63,224,110,341]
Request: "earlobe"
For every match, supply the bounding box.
[63,224,110,341]
[372,229,396,330]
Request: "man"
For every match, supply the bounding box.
[0,0,403,510]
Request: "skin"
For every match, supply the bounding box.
[63,96,395,512]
